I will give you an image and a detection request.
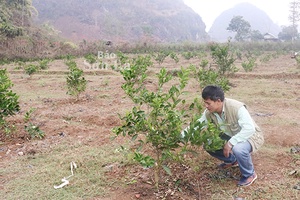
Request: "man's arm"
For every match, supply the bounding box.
[228,106,256,146]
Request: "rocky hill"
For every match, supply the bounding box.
[209,3,281,42]
[33,0,209,43]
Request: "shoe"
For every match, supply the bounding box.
[237,173,257,187]
[218,161,239,169]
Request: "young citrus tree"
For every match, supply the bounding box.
[113,55,225,189]
[65,60,87,101]
[39,58,51,70]
[153,50,170,66]
[210,40,238,76]
[24,64,39,78]
[0,69,20,132]
[189,64,230,92]
[84,53,97,66]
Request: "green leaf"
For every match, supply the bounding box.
[162,165,172,176]
[131,134,138,141]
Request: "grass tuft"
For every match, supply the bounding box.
[0,141,131,200]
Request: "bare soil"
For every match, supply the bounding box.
[1,54,300,199]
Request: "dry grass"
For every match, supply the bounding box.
[0,139,132,200]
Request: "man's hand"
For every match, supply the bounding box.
[223,142,233,158]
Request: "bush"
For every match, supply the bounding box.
[154,51,170,65]
[84,53,97,64]
[242,51,257,72]
[181,51,195,60]
[242,59,256,72]
[190,65,230,92]
[0,69,20,131]
[210,40,238,76]
[39,59,51,70]
[25,123,45,139]
[65,60,87,100]
[169,52,179,63]
[24,64,39,77]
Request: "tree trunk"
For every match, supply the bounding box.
[154,150,161,189]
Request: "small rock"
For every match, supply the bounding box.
[293,183,300,190]
[103,164,115,171]
[18,152,24,156]
[6,149,11,155]
[27,149,36,155]
[0,147,6,152]
[290,146,300,154]
[58,132,65,137]
[289,170,298,176]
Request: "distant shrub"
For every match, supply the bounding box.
[242,51,257,72]
[169,52,179,63]
[39,59,51,70]
[259,54,272,63]
[181,51,194,60]
[24,64,39,77]
[199,59,209,68]
[154,51,170,65]
[84,53,97,64]
[242,58,256,72]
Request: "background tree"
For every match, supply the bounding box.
[0,2,22,38]
[288,0,300,42]
[0,0,37,38]
[278,25,299,41]
[250,30,264,41]
[227,16,251,42]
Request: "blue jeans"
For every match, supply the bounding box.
[207,140,254,178]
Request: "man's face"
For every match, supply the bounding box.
[203,99,223,113]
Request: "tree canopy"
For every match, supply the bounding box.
[227,16,251,42]
[278,25,299,41]
[0,0,36,38]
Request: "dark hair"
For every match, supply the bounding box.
[202,85,225,102]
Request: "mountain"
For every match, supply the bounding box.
[208,3,281,42]
[32,0,209,43]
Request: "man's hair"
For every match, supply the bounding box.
[202,85,225,102]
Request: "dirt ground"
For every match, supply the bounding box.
[1,54,300,199]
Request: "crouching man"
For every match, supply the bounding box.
[195,85,264,186]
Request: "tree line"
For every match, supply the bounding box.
[227,0,300,42]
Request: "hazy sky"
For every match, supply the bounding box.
[183,0,291,31]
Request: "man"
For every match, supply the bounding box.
[198,85,264,187]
